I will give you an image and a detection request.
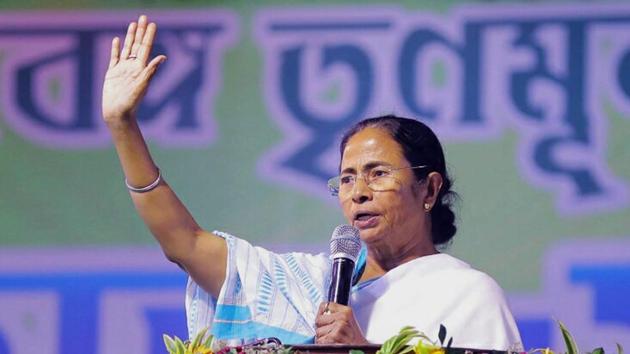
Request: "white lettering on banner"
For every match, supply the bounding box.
[0,293,59,354]
[0,11,238,148]
[100,290,185,354]
[254,4,630,215]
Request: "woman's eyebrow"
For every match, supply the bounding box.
[340,166,356,174]
[362,161,393,171]
[341,161,393,174]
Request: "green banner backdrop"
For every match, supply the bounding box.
[0,1,629,353]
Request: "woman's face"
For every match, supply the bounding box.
[339,127,429,252]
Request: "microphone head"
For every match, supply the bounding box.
[329,225,361,262]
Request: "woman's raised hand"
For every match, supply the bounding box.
[102,15,166,124]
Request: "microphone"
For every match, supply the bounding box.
[327,225,361,306]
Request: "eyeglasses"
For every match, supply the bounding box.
[327,165,428,196]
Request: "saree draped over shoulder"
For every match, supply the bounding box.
[185,232,521,350]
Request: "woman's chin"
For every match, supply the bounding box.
[357,227,385,245]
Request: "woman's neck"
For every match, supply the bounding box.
[360,237,437,282]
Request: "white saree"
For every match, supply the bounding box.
[185,232,521,350]
[351,253,522,350]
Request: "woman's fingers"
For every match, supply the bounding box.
[314,302,367,345]
[321,302,347,315]
[315,312,336,327]
[137,22,157,64]
[109,37,120,69]
[102,16,164,122]
[317,302,328,315]
[131,15,147,58]
[121,21,137,59]
[316,319,348,344]
[109,15,156,68]
[315,325,333,341]
[140,55,167,82]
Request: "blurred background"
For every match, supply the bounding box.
[0,1,629,353]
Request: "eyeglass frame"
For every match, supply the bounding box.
[327,164,429,196]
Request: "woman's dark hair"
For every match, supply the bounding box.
[339,114,457,245]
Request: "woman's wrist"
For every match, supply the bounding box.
[104,111,136,130]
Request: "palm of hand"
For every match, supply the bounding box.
[103,61,150,120]
[101,16,166,123]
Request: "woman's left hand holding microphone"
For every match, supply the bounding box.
[315,302,369,345]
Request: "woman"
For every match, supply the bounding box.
[102,15,521,349]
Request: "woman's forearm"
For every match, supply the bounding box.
[107,114,227,297]
[107,116,200,260]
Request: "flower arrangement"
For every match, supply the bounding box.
[163,328,213,354]
[376,325,448,354]
[373,321,624,354]
[164,321,624,354]
[163,329,290,354]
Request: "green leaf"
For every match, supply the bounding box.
[377,326,422,354]
[557,320,579,354]
[174,337,187,354]
[190,328,208,350]
[203,332,214,349]
[349,350,365,354]
[617,343,624,354]
[163,334,178,354]
[591,347,605,354]
[280,346,294,354]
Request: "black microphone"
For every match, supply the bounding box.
[327,225,361,306]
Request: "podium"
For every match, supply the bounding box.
[290,344,508,354]
[292,344,381,354]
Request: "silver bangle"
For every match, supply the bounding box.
[125,169,162,193]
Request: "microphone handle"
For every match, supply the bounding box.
[327,257,355,306]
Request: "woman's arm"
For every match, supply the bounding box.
[102,15,227,297]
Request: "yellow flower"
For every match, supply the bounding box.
[413,340,443,354]
[186,341,213,354]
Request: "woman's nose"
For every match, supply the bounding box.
[351,176,372,204]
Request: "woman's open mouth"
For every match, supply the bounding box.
[353,213,379,229]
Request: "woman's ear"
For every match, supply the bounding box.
[423,172,443,212]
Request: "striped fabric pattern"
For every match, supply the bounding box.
[185,231,366,343]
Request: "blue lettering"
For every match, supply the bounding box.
[617,50,630,98]
[511,21,604,196]
[145,308,188,354]
[16,32,96,131]
[571,264,630,327]
[137,27,223,130]
[280,44,373,181]
[0,272,186,354]
[0,11,237,148]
